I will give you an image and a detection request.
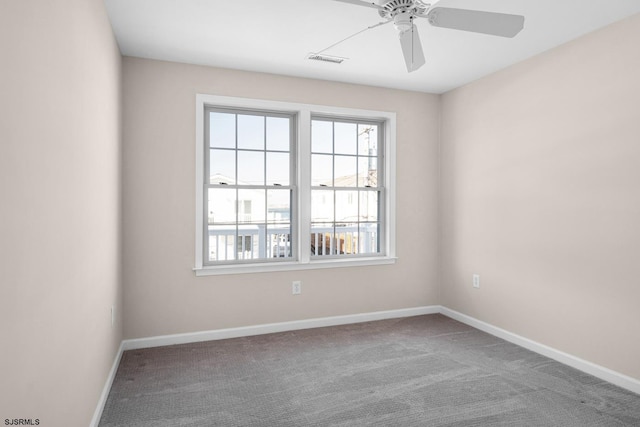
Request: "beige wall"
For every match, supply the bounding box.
[0,1,122,425]
[440,13,640,380]
[122,57,440,339]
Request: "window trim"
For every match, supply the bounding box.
[194,94,396,276]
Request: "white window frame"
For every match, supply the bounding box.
[194,94,396,276]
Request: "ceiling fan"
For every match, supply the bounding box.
[316,0,525,72]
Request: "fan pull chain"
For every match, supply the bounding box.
[316,20,392,55]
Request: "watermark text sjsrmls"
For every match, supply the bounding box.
[4,419,40,426]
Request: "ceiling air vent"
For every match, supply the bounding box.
[306,53,347,64]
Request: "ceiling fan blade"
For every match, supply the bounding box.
[426,7,525,38]
[399,24,425,73]
[332,0,383,10]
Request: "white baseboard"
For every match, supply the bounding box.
[89,341,124,427]
[439,306,640,396]
[122,305,439,351]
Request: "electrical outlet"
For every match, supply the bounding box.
[292,281,302,295]
[473,274,480,289]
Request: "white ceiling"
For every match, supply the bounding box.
[104,0,640,94]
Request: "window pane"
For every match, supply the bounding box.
[210,149,235,184]
[359,191,379,221]
[329,229,346,255]
[311,190,333,223]
[358,157,377,187]
[208,225,236,261]
[335,191,358,223]
[334,155,357,187]
[335,224,358,255]
[267,189,291,224]
[238,189,265,224]
[237,114,264,150]
[236,229,259,260]
[311,120,333,153]
[266,152,289,186]
[334,122,357,155]
[267,188,292,255]
[210,112,235,149]
[310,227,336,256]
[266,117,290,151]
[312,154,333,186]
[268,223,291,258]
[237,150,264,185]
[358,124,378,155]
[358,222,379,254]
[336,224,359,255]
[208,188,236,224]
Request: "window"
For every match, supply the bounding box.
[205,107,295,264]
[195,95,396,275]
[310,118,383,257]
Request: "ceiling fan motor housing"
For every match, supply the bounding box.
[378,0,432,20]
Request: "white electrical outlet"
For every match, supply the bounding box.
[473,274,480,289]
[292,281,302,295]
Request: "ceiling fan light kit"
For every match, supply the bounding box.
[327,0,525,72]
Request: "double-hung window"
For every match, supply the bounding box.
[195,95,396,275]
[205,107,295,263]
[310,117,383,257]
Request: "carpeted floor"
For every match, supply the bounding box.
[99,314,640,426]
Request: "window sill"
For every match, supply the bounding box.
[193,256,397,276]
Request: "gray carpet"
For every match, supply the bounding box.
[99,314,640,426]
